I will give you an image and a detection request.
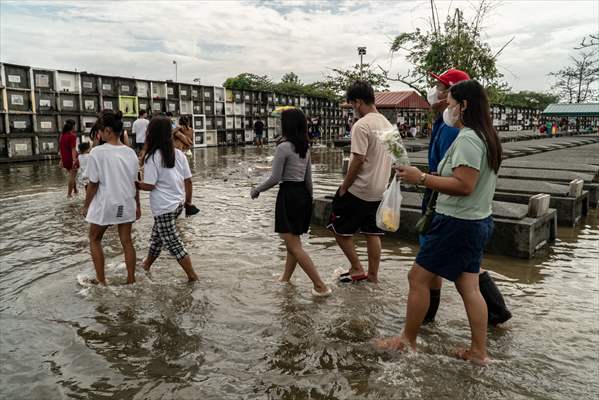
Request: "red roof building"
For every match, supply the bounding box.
[374,91,429,109]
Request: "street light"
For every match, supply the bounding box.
[172,60,177,82]
[357,47,366,77]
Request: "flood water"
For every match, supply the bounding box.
[1,146,598,400]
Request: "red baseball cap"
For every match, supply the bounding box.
[430,69,470,86]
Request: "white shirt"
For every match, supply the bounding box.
[143,149,192,217]
[77,153,90,186]
[132,118,150,144]
[85,144,139,226]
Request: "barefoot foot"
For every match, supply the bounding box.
[455,347,490,366]
[374,335,415,351]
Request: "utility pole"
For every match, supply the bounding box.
[357,47,366,77]
[172,60,178,82]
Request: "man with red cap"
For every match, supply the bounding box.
[422,68,512,327]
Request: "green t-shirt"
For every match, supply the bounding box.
[436,127,497,220]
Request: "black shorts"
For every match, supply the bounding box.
[327,190,384,236]
[275,181,312,235]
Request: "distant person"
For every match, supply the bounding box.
[166,112,177,130]
[328,80,394,284]
[250,108,331,297]
[545,121,552,137]
[82,110,140,285]
[254,118,265,147]
[76,142,91,191]
[59,119,79,198]
[132,109,149,154]
[409,124,417,138]
[173,115,194,152]
[138,116,199,282]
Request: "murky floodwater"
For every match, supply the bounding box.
[1,146,597,400]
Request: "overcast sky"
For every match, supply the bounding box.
[1,0,597,93]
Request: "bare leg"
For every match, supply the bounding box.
[281,249,298,282]
[365,234,382,283]
[376,263,437,351]
[177,255,198,282]
[142,254,159,272]
[455,272,489,364]
[89,224,109,285]
[67,169,76,197]
[71,169,78,195]
[281,233,328,293]
[334,234,365,276]
[117,223,136,284]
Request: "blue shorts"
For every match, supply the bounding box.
[415,213,494,282]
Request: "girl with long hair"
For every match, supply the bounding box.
[82,109,140,285]
[251,108,331,296]
[378,80,502,365]
[137,116,199,282]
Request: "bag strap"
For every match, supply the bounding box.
[425,141,457,211]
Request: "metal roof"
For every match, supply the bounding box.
[342,91,429,109]
[542,103,599,116]
[375,91,429,109]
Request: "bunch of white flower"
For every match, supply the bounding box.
[379,127,410,165]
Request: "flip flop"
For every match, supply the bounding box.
[312,287,333,297]
[338,272,368,283]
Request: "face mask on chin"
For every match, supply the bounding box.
[443,105,460,127]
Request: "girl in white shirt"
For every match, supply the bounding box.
[82,110,140,285]
[138,116,198,282]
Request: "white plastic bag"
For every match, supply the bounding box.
[376,177,402,232]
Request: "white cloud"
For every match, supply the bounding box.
[1,0,597,93]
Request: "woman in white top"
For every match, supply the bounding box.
[138,116,199,282]
[82,110,140,285]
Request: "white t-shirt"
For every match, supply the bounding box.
[77,153,90,186]
[143,149,192,217]
[85,144,139,226]
[132,118,150,144]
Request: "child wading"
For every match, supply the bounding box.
[82,110,140,285]
[138,116,199,282]
[77,142,91,190]
[251,108,331,297]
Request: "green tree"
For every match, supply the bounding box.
[275,72,305,95]
[495,91,559,110]
[321,63,389,97]
[222,73,274,91]
[383,0,511,100]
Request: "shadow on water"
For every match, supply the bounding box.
[0,146,598,399]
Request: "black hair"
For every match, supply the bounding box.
[346,80,375,105]
[179,116,190,128]
[139,109,147,117]
[78,142,90,153]
[449,80,502,173]
[62,119,75,134]
[166,112,173,118]
[96,109,123,138]
[281,108,309,158]
[143,116,175,168]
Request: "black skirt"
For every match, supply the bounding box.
[275,181,312,235]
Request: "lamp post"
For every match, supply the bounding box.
[357,47,366,77]
[172,60,178,82]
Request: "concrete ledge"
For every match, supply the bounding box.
[312,193,557,259]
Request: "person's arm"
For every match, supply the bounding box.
[251,144,287,198]
[184,179,193,204]
[138,155,157,191]
[135,186,141,219]
[398,136,483,197]
[339,123,367,195]
[340,153,364,195]
[304,152,313,197]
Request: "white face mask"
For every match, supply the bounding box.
[426,87,439,105]
[443,105,459,127]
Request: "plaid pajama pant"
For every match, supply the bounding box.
[148,203,188,261]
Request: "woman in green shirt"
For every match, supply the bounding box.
[378,80,502,365]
